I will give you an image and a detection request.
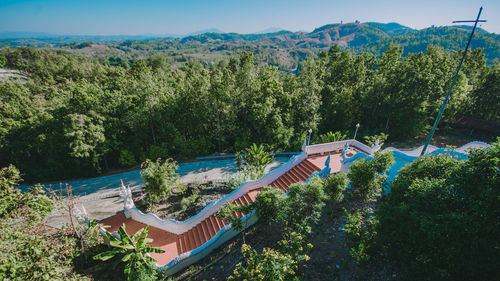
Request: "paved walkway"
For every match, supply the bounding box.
[19,157,290,196]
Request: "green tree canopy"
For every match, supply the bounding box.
[377,141,500,280]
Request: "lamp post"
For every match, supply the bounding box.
[353,123,360,141]
[308,129,313,145]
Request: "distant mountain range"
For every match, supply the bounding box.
[1,22,499,63]
[0,28,226,40]
[0,32,161,41]
[174,22,499,62]
[255,27,284,34]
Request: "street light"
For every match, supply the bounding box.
[308,129,313,145]
[353,123,360,141]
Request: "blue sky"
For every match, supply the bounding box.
[0,0,497,35]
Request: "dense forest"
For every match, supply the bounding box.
[0,43,498,183]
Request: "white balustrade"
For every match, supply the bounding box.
[124,152,307,235]
[305,139,377,156]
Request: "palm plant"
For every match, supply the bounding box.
[319,131,347,143]
[94,224,165,280]
[242,143,273,173]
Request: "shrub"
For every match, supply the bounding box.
[348,152,393,202]
[0,164,87,280]
[0,225,87,280]
[343,208,378,265]
[140,158,185,206]
[228,244,298,281]
[180,190,200,211]
[225,166,265,190]
[280,177,326,234]
[229,231,312,281]
[323,171,348,204]
[376,141,500,281]
[0,165,53,223]
[363,133,389,146]
[0,164,23,217]
[216,201,254,233]
[349,241,370,265]
[0,55,6,68]
[279,231,313,267]
[254,186,285,225]
[21,184,54,223]
[147,143,169,160]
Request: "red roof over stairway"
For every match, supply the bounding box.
[99,155,339,267]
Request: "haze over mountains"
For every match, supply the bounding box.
[0,21,494,40]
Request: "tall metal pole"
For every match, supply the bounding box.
[420,7,486,156]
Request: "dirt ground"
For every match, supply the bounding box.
[0,68,29,84]
[135,183,231,221]
[384,129,491,149]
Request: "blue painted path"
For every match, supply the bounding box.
[18,157,290,196]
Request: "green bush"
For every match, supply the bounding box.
[376,141,500,281]
[323,171,348,204]
[0,165,53,223]
[363,133,389,146]
[343,208,377,265]
[349,241,370,265]
[0,164,88,280]
[147,142,169,160]
[216,201,254,232]
[225,166,265,190]
[0,225,87,280]
[0,55,6,68]
[140,158,185,206]
[0,165,23,218]
[254,186,285,225]
[228,244,298,281]
[280,177,326,234]
[180,190,200,211]
[229,232,312,281]
[348,152,394,202]
[21,184,54,223]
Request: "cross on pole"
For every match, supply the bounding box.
[420,7,486,156]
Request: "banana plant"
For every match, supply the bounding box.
[242,143,273,173]
[94,224,165,280]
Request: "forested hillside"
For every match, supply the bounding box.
[1,22,499,71]
[361,26,500,63]
[0,44,498,183]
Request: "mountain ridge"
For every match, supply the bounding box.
[1,22,499,64]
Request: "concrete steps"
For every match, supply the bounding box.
[270,159,318,192]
